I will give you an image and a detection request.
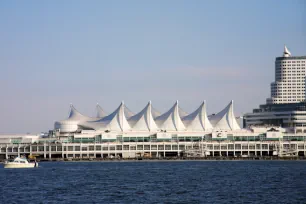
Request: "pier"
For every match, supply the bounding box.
[1,140,305,161]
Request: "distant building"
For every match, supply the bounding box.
[245,46,306,131]
[267,46,306,104]
[244,102,306,131]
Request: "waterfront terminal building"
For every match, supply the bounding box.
[1,100,306,160]
[1,46,306,160]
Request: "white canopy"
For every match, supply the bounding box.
[209,100,240,130]
[128,101,158,131]
[84,102,131,131]
[182,101,213,131]
[55,100,243,133]
[152,106,161,119]
[65,104,98,121]
[96,104,108,118]
[155,101,186,131]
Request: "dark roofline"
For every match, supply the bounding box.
[276,56,306,60]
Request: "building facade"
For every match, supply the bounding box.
[267,46,306,104]
[245,46,306,130]
[244,102,306,130]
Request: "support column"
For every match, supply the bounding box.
[149,143,152,158]
[101,144,103,159]
[94,143,96,158]
[233,142,236,157]
[80,144,83,158]
[73,145,75,158]
[87,145,89,158]
[44,143,46,159]
[18,144,20,157]
[30,145,32,157]
[248,143,250,156]
[177,142,180,157]
[62,144,64,158]
[6,145,8,160]
[49,144,52,159]
[108,143,110,157]
[142,144,144,157]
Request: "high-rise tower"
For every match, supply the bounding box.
[267,46,306,104]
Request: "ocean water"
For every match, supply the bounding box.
[1,161,306,204]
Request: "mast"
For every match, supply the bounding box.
[121,100,124,132]
[148,101,151,132]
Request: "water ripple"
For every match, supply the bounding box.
[1,161,306,204]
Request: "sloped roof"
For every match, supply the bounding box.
[182,101,213,131]
[67,104,97,121]
[209,100,240,130]
[124,105,134,119]
[155,101,186,131]
[83,102,131,131]
[68,105,89,121]
[152,106,161,119]
[178,107,188,118]
[96,104,108,118]
[128,101,158,131]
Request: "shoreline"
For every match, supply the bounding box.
[27,156,306,162]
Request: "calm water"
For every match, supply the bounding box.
[1,161,306,204]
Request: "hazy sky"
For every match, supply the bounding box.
[0,0,305,133]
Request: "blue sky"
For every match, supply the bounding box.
[0,0,305,133]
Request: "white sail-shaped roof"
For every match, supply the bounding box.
[152,106,161,119]
[54,104,99,132]
[155,101,186,131]
[209,100,240,130]
[182,101,213,131]
[179,107,188,118]
[124,105,134,119]
[84,102,131,131]
[68,105,88,121]
[66,104,98,121]
[128,101,158,131]
[96,104,108,118]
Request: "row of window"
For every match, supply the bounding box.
[277,71,305,74]
[271,90,304,92]
[277,65,306,67]
[276,67,306,70]
[272,86,305,89]
[277,60,306,63]
[280,80,305,83]
[271,95,304,98]
[272,99,301,102]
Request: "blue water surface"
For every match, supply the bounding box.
[1,161,306,204]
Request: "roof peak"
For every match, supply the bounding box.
[283,45,291,57]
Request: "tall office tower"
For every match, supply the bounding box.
[267,46,306,104]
